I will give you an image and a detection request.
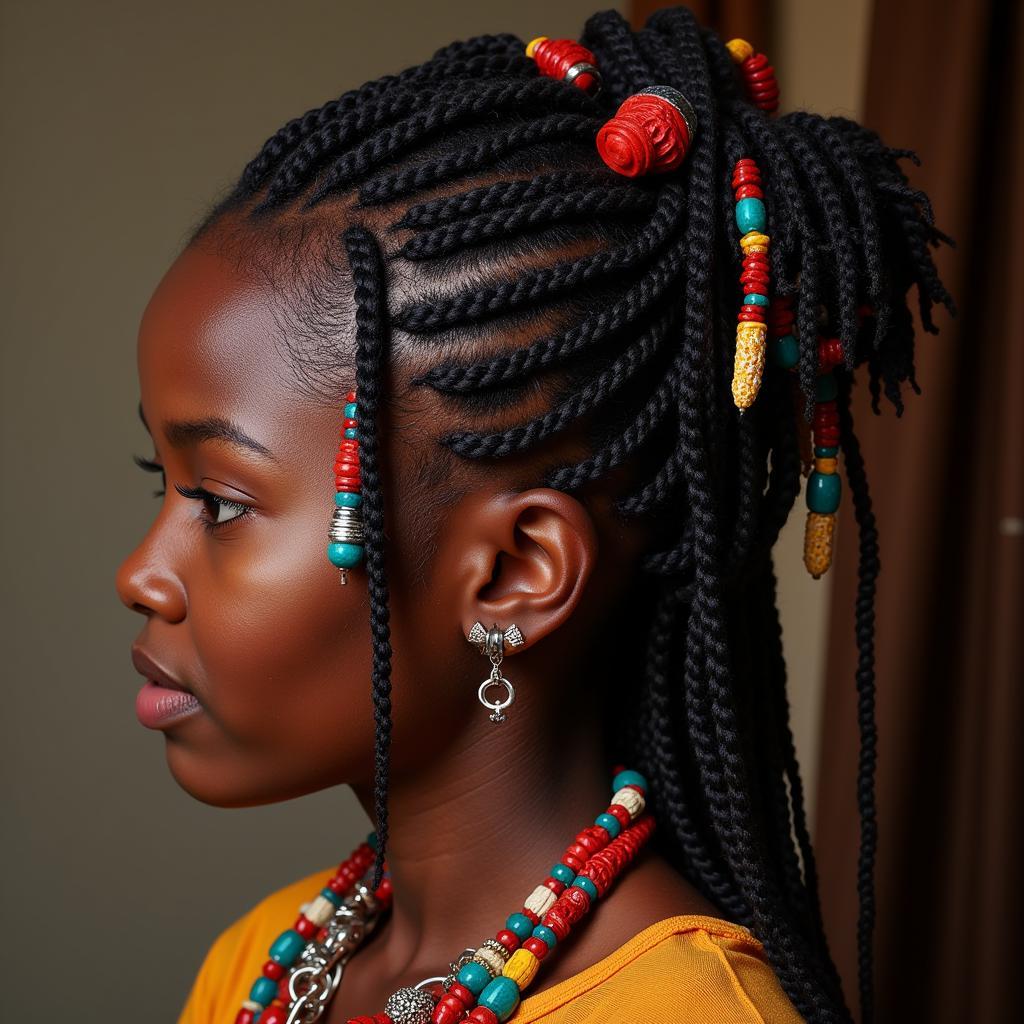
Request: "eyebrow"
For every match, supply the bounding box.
[138,402,275,460]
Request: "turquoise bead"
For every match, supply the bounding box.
[327,542,364,568]
[735,197,766,233]
[367,831,378,850]
[595,812,621,838]
[551,863,575,885]
[344,402,358,420]
[806,471,841,514]
[772,334,799,369]
[457,960,492,996]
[815,373,838,402]
[343,427,358,440]
[743,292,768,306]
[573,876,599,901]
[532,924,558,947]
[611,769,647,793]
[506,912,534,940]
[321,886,343,908]
[269,928,304,966]
[477,975,521,1021]
[815,446,839,458]
[249,976,277,1006]
[334,491,363,508]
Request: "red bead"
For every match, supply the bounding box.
[542,877,566,895]
[328,877,349,895]
[575,827,607,853]
[528,38,600,93]
[496,929,520,951]
[338,439,360,453]
[738,306,766,322]
[334,462,360,477]
[343,418,358,429]
[521,906,540,926]
[523,936,550,958]
[346,391,356,403]
[375,876,393,900]
[597,90,693,177]
[259,1007,289,1024]
[818,337,844,371]
[433,995,467,1024]
[734,183,763,200]
[448,983,475,1008]
[740,277,768,294]
[606,803,631,828]
[741,53,780,113]
[335,477,362,491]
[234,1010,256,1024]
[346,1017,379,1024]
[294,915,317,939]
[468,1008,500,1024]
[262,958,285,980]
[562,845,588,869]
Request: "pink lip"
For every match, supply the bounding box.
[135,680,202,730]
[131,646,202,730]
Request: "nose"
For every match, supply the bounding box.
[115,526,187,623]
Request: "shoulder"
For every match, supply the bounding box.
[177,864,337,1024]
[515,915,805,1024]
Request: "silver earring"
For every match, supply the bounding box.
[467,622,524,723]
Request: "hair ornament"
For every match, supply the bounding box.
[525,36,601,94]
[596,85,697,178]
[327,388,364,584]
[726,38,780,113]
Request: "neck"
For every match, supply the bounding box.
[349,695,611,980]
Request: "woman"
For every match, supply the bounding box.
[116,7,951,1022]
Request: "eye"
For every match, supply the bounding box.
[173,483,253,532]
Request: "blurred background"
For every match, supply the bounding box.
[1,1,1017,1021]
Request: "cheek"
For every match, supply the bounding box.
[190,513,375,760]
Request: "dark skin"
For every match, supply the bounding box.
[116,224,720,1019]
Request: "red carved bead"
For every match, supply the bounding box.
[527,37,600,93]
[542,905,571,940]
[523,936,550,959]
[597,88,695,177]
[496,929,520,951]
[448,983,475,1008]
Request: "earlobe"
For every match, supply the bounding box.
[450,488,598,653]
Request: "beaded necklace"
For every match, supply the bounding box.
[233,767,655,1024]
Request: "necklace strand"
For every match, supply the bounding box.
[233,767,654,1024]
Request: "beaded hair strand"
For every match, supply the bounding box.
[190,9,952,1022]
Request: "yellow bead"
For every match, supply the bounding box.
[731,321,767,410]
[803,512,836,579]
[503,948,540,988]
[740,231,769,253]
[525,36,547,58]
[814,457,838,474]
[727,38,755,64]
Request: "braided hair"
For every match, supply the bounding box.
[191,9,952,1022]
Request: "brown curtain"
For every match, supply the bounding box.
[816,3,1023,1023]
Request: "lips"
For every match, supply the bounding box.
[131,645,192,693]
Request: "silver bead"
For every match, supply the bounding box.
[328,506,365,544]
[383,985,435,1024]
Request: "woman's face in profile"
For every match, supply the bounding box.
[115,233,391,808]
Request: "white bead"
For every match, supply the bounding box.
[524,884,557,917]
[305,894,337,926]
[243,1000,263,1012]
[611,786,645,819]
[474,946,505,976]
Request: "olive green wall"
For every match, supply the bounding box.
[0,1,867,1018]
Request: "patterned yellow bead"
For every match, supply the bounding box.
[524,884,557,917]
[740,231,769,254]
[814,457,838,474]
[502,948,540,988]
[727,38,754,63]
[611,785,645,819]
[803,512,836,579]
[525,36,547,58]
[731,321,767,409]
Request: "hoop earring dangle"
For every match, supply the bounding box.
[467,622,524,723]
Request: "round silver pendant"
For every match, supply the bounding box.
[478,675,515,722]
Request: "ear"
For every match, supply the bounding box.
[444,488,598,653]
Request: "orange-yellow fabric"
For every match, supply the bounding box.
[178,865,805,1023]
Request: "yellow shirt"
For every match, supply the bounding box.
[178,865,804,1023]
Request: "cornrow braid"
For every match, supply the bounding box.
[195,8,952,1021]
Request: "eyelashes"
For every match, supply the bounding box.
[132,454,253,532]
